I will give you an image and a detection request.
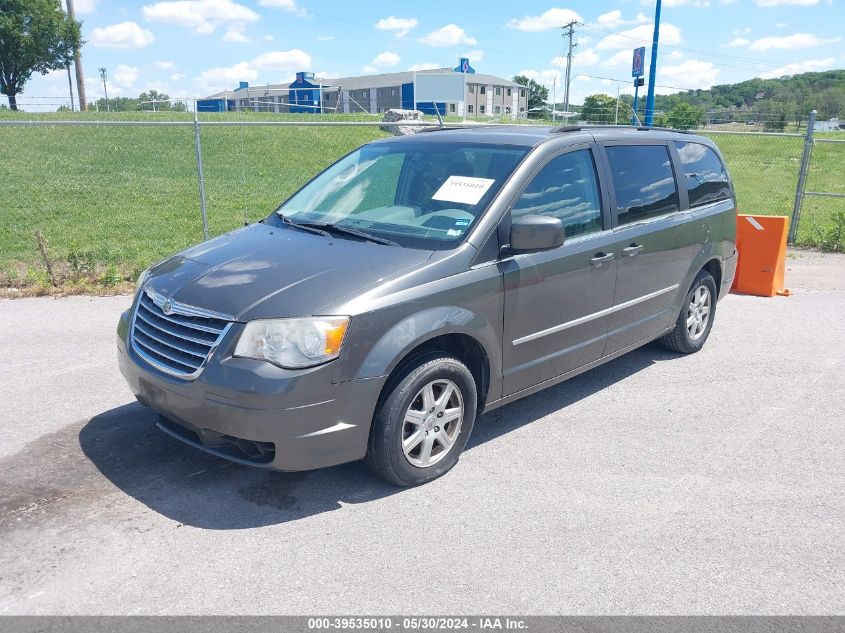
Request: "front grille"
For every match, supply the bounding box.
[131,290,232,378]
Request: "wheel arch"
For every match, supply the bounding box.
[356,306,496,414]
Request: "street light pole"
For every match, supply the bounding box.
[644,0,661,126]
[99,67,109,111]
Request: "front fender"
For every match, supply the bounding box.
[354,305,499,382]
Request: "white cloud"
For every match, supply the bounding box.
[73,0,99,14]
[155,60,176,69]
[748,32,841,50]
[316,35,334,41]
[374,16,418,37]
[90,21,155,48]
[596,23,682,50]
[252,49,311,71]
[418,24,477,47]
[263,34,273,41]
[576,48,601,66]
[602,50,637,68]
[518,68,562,92]
[258,0,307,17]
[726,37,750,47]
[761,57,836,77]
[659,59,720,91]
[507,8,582,32]
[222,25,249,42]
[594,10,648,30]
[195,49,311,94]
[222,24,250,42]
[142,0,259,35]
[195,61,258,93]
[642,0,710,7]
[170,73,186,81]
[112,64,139,88]
[755,0,819,5]
[553,48,601,67]
[408,63,440,71]
[464,50,484,62]
[364,52,401,72]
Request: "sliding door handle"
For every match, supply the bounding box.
[590,252,615,267]
[621,243,644,257]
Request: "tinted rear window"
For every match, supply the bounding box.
[606,145,679,225]
[675,141,732,207]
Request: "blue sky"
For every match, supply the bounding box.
[11,0,845,109]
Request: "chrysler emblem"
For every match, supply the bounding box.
[162,299,173,315]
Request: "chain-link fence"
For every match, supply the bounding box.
[0,110,841,291]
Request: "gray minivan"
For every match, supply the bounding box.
[117,125,737,486]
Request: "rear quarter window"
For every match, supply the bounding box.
[675,141,732,208]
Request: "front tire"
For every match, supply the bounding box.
[366,355,477,487]
[660,270,718,354]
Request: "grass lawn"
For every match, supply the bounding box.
[1,112,842,291]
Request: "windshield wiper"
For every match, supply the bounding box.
[296,221,399,247]
[278,214,332,239]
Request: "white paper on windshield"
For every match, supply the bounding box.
[432,176,495,206]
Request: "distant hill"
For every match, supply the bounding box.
[652,69,845,124]
[561,69,844,127]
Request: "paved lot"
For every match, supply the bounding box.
[1,250,843,615]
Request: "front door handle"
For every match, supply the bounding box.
[621,243,644,257]
[590,252,615,267]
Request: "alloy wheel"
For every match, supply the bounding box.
[401,379,464,468]
[687,285,711,341]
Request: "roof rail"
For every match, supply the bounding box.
[549,124,693,134]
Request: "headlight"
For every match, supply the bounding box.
[135,268,150,295]
[234,317,350,369]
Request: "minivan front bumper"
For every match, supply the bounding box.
[117,307,383,471]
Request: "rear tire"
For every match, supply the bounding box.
[366,355,477,487]
[660,270,718,354]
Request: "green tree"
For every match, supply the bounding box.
[665,102,705,129]
[512,75,549,115]
[581,94,617,124]
[0,0,82,110]
[92,96,139,111]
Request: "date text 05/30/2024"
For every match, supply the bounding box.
[307,617,528,630]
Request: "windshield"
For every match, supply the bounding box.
[275,141,528,249]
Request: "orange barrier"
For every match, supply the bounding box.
[731,214,790,297]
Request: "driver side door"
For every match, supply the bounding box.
[501,145,618,396]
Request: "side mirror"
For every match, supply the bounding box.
[506,214,565,255]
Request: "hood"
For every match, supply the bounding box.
[146,223,433,321]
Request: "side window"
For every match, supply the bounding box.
[605,145,679,224]
[675,141,732,207]
[511,149,603,238]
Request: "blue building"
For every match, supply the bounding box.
[197,58,528,118]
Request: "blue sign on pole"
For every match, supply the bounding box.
[632,46,646,78]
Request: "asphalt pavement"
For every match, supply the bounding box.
[1,250,843,615]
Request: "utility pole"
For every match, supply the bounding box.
[66,64,75,111]
[65,0,87,110]
[99,67,109,112]
[615,81,620,125]
[644,0,662,126]
[561,20,579,118]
